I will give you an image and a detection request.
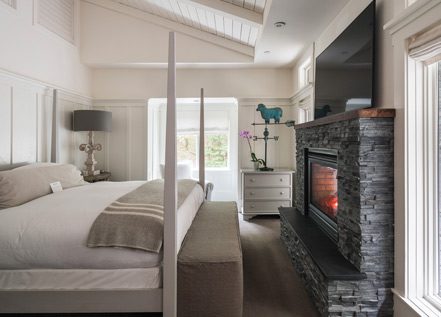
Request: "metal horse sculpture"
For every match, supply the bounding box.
[256,104,283,124]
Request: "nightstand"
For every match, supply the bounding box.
[241,169,294,221]
[83,172,111,183]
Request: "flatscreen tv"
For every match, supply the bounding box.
[314,1,375,120]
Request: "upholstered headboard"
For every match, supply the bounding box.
[0,162,29,171]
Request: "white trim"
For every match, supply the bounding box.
[199,88,205,190]
[84,0,254,57]
[384,0,441,35]
[237,97,292,107]
[163,31,177,317]
[0,67,92,102]
[403,30,441,317]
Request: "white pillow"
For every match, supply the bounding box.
[0,164,86,209]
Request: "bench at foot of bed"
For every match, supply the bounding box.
[178,201,243,317]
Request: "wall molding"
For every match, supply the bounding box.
[237,97,292,107]
[0,67,92,102]
[384,0,441,35]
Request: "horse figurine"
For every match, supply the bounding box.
[256,104,283,124]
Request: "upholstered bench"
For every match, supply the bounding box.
[178,201,243,317]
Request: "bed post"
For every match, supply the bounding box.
[199,88,205,191]
[50,89,58,163]
[163,32,177,317]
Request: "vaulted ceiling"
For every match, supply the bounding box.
[115,0,266,47]
[83,0,350,67]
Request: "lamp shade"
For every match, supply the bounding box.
[73,110,112,132]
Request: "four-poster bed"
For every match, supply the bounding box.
[0,32,224,316]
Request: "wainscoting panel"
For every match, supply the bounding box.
[12,87,37,163]
[0,70,91,168]
[93,101,148,181]
[0,83,11,165]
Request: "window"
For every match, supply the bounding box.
[177,132,229,169]
[298,58,312,88]
[406,28,441,315]
[148,98,239,201]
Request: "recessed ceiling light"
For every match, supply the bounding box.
[274,21,286,28]
[264,50,271,54]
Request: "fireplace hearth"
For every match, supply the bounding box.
[280,109,395,316]
[306,148,338,242]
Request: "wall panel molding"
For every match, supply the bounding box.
[0,69,91,167]
[92,101,148,181]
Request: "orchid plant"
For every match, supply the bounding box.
[239,130,265,167]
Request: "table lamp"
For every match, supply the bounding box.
[73,110,112,176]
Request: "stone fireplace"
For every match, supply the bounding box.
[280,109,395,316]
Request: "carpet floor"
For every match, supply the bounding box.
[240,215,319,317]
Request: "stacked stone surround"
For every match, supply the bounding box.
[282,110,395,316]
[280,216,389,316]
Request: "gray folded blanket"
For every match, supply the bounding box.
[87,179,198,253]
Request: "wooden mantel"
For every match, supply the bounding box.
[295,108,396,130]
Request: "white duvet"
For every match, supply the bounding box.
[0,181,204,270]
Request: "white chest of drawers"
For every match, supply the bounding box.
[241,169,294,220]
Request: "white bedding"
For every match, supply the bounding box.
[0,268,161,290]
[0,181,204,270]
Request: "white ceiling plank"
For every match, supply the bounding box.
[214,13,225,37]
[224,16,233,39]
[186,4,202,29]
[243,0,254,10]
[89,0,254,56]
[162,0,181,23]
[196,7,209,32]
[152,0,176,21]
[168,0,186,24]
[180,0,263,27]
[205,10,217,34]
[178,2,194,26]
[240,23,250,44]
[253,0,265,13]
[248,26,258,46]
[232,0,244,7]
[232,20,241,41]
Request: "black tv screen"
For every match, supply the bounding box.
[314,1,375,119]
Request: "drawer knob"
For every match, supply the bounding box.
[280,192,284,195]
[250,178,255,183]
[250,192,255,196]
[280,178,283,182]
[251,205,255,208]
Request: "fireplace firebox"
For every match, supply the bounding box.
[305,148,338,242]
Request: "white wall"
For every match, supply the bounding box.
[80,1,253,66]
[0,0,91,96]
[92,68,292,99]
[91,68,295,185]
[0,69,91,167]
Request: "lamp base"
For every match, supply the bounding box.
[83,169,101,177]
[79,131,103,177]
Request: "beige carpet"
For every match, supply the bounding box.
[240,215,319,317]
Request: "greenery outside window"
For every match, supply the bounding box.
[177,132,229,169]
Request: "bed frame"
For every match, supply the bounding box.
[0,32,204,317]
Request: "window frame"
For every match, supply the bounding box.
[406,53,441,316]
